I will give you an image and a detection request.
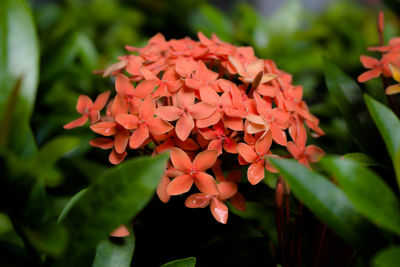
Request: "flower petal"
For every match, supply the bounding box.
[157,176,171,203]
[236,143,257,163]
[386,84,400,95]
[199,85,220,106]
[76,95,93,114]
[89,138,114,149]
[270,123,287,146]
[196,111,220,128]
[111,95,129,117]
[90,122,117,136]
[109,149,127,165]
[114,129,130,154]
[247,161,265,185]
[64,115,88,129]
[218,181,238,200]
[129,124,149,148]
[185,193,211,208]
[155,106,181,121]
[357,67,381,83]
[167,174,193,195]
[287,141,302,159]
[92,91,111,111]
[306,145,325,162]
[147,117,173,135]
[170,147,192,172]
[110,225,130,237]
[115,114,139,130]
[175,114,194,141]
[177,88,195,107]
[193,149,218,171]
[139,95,155,120]
[189,102,217,119]
[135,80,157,99]
[255,131,272,155]
[194,172,219,195]
[360,55,380,68]
[210,198,228,224]
[116,73,134,96]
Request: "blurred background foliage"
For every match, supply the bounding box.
[1,0,400,266]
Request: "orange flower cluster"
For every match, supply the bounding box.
[65,32,324,224]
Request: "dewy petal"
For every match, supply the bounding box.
[129,124,149,149]
[135,80,157,99]
[185,193,211,208]
[139,95,155,120]
[210,198,228,224]
[236,143,257,163]
[109,149,127,165]
[115,114,139,130]
[357,67,381,83]
[155,106,181,121]
[64,115,88,129]
[306,145,325,162]
[270,123,287,146]
[114,129,130,154]
[110,225,130,237]
[175,114,194,141]
[247,161,265,185]
[116,73,134,96]
[170,147,192,172]
[89,138,114,149]
[193,149,218,171]
[217,181,238,200]
[76,95,93,114]
[194,172,219,195]
[157,176,171,203]
[386,84,400,95]
[147,117,173,135]
[92,91,111,111]
[90,122,117,136]
[189,102,217,120]
[166,174,193,195]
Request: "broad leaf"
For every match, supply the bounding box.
[93,233,135,267]
[61,154,168,263]
[372,246,400,267]
[37,136,80,166]
[161,257,196,267]
[342,152,381,167]
[321,156,400,236]
[270,158,373,249]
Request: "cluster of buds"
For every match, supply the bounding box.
[64,32,324,224]
[358,12,400,95]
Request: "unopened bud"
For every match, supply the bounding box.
[378,11,384,34]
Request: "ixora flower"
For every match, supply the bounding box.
[64,32,324,225]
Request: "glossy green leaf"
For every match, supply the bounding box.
[93,233,135,267]
[322,156,400,236]
[270,158,370,248]
[364,94,400,159]
[161,257,196,267]
[57,189,87,223]
[342,153,381,167]
[61,154,168,263]
[372,246,400,267]
[323,58,372,154]
[37,136,80,166]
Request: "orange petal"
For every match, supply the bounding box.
[177,88,195,107]
[89,138,114,149]
[116,74,134,96]
[92,91,111,111]
[210,198,228,224]
[64,115,88,129]
[155,106,181,121]
[76,95,93,114]
[247,161,265,185]
[185,193,211,208]
[196,111,220,128]
[139,95,155,120]
[166,174,193,195]
[189,102,217,120]
[287,141,302,159]
[357,67,381,83]
[175,57,192,77]
[103,60,128,77]
[111,95,128,117]
[114,129,130,154]
[208,139,223,155]
[135,80,157,99]
[306,145,325,162]
[115,114,139,130]
[170,147,192,172]
[90,122,117,136]
[217,181,238,200]
[271,108,290,125]
[223,137,237,154]
[223,116,243,131]
[255,131,272,155]
[193,149,218,171]
[360,55,380,68]
[199,85,220,106]
[236,143,257,163]
[194,172,219,195]
[109,149,127,165]
[257,84,276,97]
[147,117,173,135]
[228,56,247,77]
[245,114,265,125]
[230,192,246,212]
[175,115,194,141]
[246,122,267,134]
[129,125,149,148]
[110,225,130,237]
[270,123,287,146]
[157,176,171,203]
[386,84,400,95]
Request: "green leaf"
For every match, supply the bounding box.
[0,0,39,157]
[61,154,168,263]
[269,158,372,248]
[57,189,87,223]
[161,257,196,267]
[342,153,381,167]
[372,246,400,267]
[37,136,80,166]
[364,94,400,160]
[93,233,135,267]
[323,57,371,154]
[321,156,400,236]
